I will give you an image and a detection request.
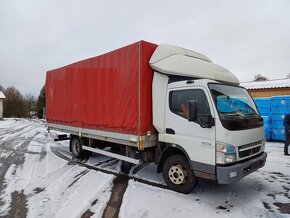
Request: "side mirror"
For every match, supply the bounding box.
[187,100,198,122]
[199,114,215,128]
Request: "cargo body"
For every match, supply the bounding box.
[47,41,157,136]
[46,41,267,194]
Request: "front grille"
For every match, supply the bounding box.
[238,141,262,158]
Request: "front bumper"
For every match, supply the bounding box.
[216,152,267,184]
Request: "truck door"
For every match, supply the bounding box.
[165,87,216,169]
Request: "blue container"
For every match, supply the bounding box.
[264,125,271,131]
[265,131,271,141]
[255,97,271,102]
[261,116,269,122]
[255,95,290,141]
[272,134,285,141]
[258,108,271,115]
[254,97,271,105]
[271,106,290,114]
[271,119,283,127]
[254,98,271,116]
[261,116,271,141]
[257,105,271,110]
[260,112,271,116]
[271,95,290,105]
[271,126,285,141]
[271,113,286,120]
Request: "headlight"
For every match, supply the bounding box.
[216,142,237,164]
[261,138,266,151]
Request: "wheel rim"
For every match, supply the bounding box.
[168,163,188,185]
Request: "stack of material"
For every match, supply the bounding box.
[270,96,290,141]
[261,116,271,140]
[253,97,272,141]
[253,97,271,116]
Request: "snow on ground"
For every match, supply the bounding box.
[0,119,114,218]
[130,163,165,185]
[120,142,290,218]
[87,152,122,173]
[1,118,290,218]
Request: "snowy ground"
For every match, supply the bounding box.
[0,119,289,218]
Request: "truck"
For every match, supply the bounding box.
[46,40,267,194]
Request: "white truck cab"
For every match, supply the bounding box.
[150,45,267,193]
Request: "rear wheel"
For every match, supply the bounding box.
[162,155,197,194]
[70,136,83,158]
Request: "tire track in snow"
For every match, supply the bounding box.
[0,120,44,162]
[0,119,43,143]
[0,124,44,167]
[52,147,168,189]
[0,119,41,139]
[0,119,46,217]
[0,119,27,136]
[51,146,169,218]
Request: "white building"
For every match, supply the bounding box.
[0,91,6,119]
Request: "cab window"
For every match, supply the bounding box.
[169,89,210,119]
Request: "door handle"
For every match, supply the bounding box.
[166,128,175,135]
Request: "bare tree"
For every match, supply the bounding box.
[25,94,37,118]
[287,73,290,79]
[254,74,268,81]
[4,86,28,118]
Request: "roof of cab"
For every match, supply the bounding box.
[149,44,239,85]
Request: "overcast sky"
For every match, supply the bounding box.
[0,0,289,96]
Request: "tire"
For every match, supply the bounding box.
[162,155,197,194]
[70,136,83,158]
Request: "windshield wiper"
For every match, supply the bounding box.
[224,111,250,121]
[235,111,250,121]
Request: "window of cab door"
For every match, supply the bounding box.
[169,89,211,120]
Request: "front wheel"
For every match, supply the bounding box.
[162,155,197,194]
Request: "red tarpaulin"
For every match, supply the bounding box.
[46,41,158,136]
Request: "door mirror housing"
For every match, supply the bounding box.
[187,100,198,122]
[198,114,215,128]
[188,100,214,128]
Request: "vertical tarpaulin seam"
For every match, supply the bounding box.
[74,65,78,125]
[138,41,141,146]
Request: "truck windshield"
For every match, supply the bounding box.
[208,83,263,130]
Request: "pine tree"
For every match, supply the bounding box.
[37,85,46,119]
